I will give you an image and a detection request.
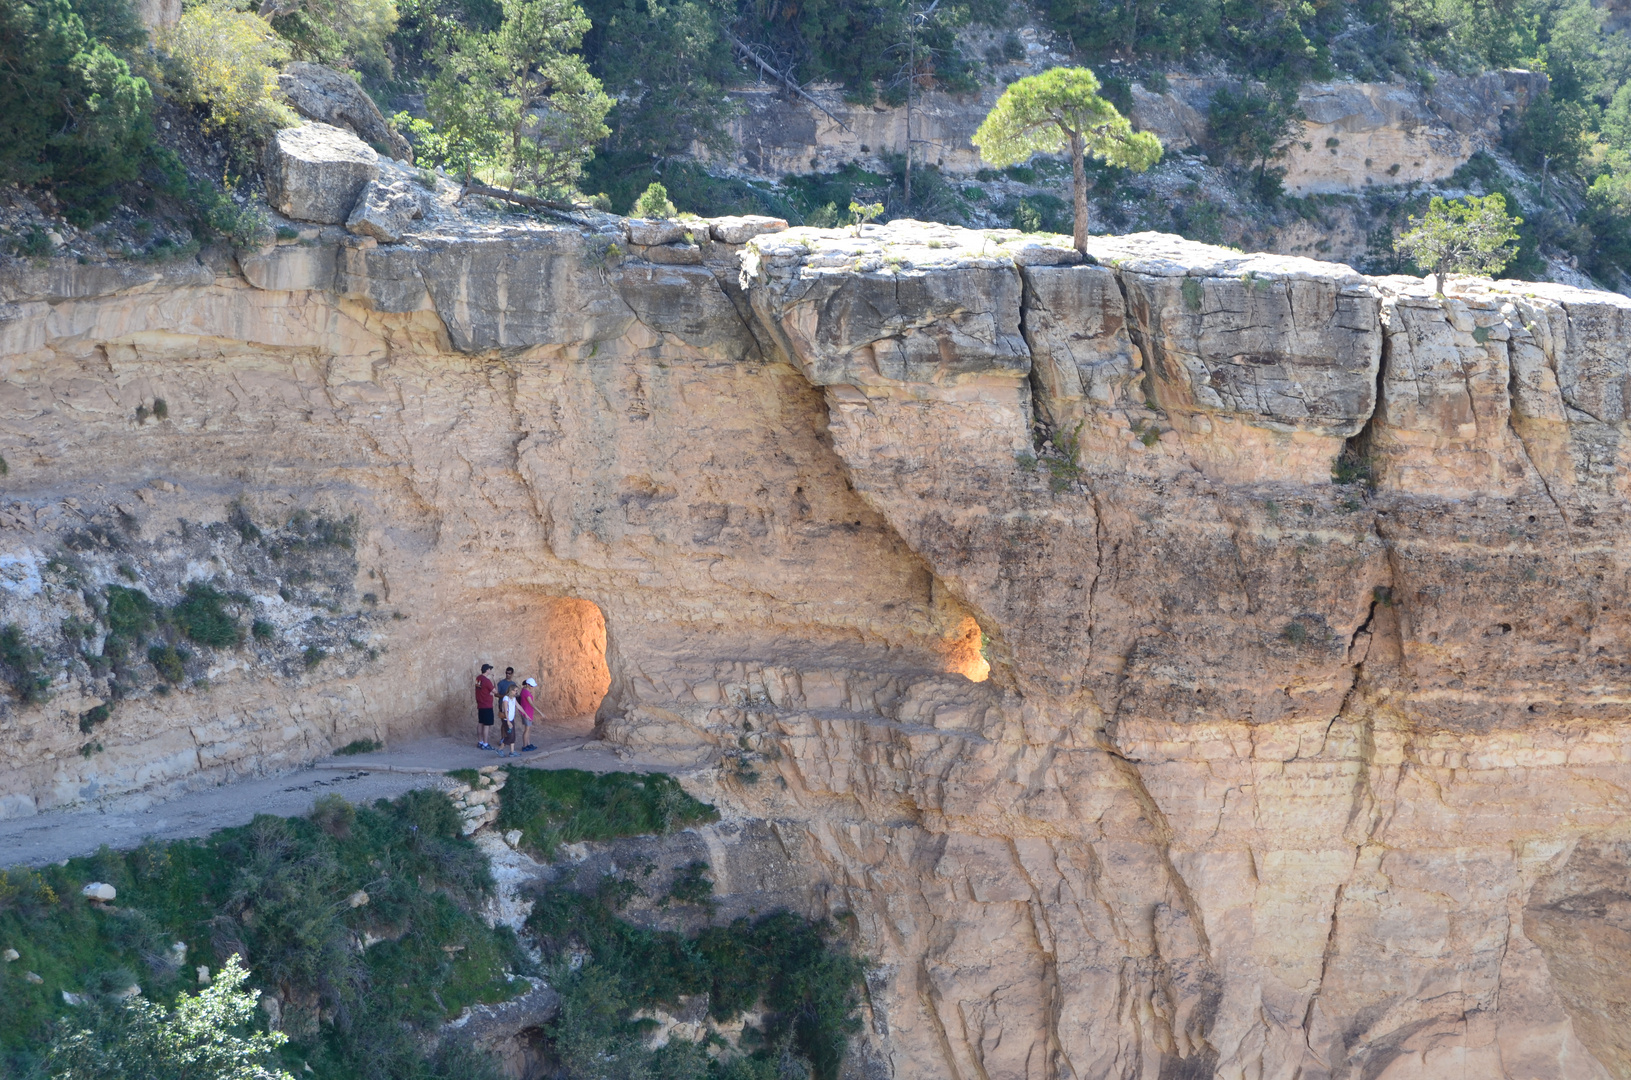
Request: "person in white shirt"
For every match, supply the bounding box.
[499,686,519,758]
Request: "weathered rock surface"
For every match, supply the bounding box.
[344,177,428,243]
[264,122,379,225]
[9,218,1631,1079]
[278,62,414,161]
[277,62,413,162]
[1129,71,1548,196]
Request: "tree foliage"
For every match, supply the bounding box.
[424,0,611,192]
[578,0,739,156]
[45,956,294,1080]
[1395,194,1523,293]
[973,67,1161,250]
[0,0,153,224]
[1206,85,1305,199]
[156,1,296,144]
[631,180,678,217]
[267,0,400,83]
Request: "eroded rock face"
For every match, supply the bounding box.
[8,219,1631,1079]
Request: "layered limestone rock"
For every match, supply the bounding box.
[7,215,1631,1078]
[707,70,1543,197]
[1128,71,1548,196]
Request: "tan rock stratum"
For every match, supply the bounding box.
[6,214,1631,1079]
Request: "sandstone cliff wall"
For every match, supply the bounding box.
[6,217,1631,1079]
[703,69,1544,197]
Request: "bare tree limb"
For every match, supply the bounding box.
[457,181,594,222]
[723,30,853,133]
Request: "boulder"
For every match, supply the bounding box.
[642,242,703,265]
[81,882,116,902]
[265,124,379,226]
[709,215,787,244]
[278,62,412,162]
[345,179,428,243]
[627,219,689,246]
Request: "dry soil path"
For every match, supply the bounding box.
[0,729,683,869]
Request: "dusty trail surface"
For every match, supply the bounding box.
[0,732,675,868]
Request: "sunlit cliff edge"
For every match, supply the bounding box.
[5,210,1631,1079]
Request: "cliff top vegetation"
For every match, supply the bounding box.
[5,0,1631,285]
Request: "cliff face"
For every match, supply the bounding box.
[5,216,1631,1079]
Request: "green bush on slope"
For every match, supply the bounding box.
[0,789,521,1080]
[0,0,153,225]
[492,766,719,857]
[530,888,866,1080]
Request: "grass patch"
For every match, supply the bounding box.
[495,769,717,859]
[334,738,382,756]
[0,790,523,1080]
[1332,445,1376,486]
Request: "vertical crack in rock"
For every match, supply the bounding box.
[1504,320,1573,529]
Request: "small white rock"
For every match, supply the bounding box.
[345,890,369,908]
[2,948,18,962]
[25,971,43,984]
[197,965,211,984]
[81,882,116,902]
[62,991,81,1005]
[504,829,523,847]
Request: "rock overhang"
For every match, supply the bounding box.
[745,223,1386,441]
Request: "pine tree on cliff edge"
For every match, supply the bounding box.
[972,67,1162,254]
[1394,194,1523,296]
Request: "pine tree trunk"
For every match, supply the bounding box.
[1071,130,1089,253]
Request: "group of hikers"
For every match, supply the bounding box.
[473,664,541,757]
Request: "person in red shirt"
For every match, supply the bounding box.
[474,664,496,749]
[517,677,537,752]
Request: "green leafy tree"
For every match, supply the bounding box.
[1206,85,1305,199]
[0,0,153,223]
[425,0,611,194]
[972,67,1161,252]
[46,955,294,1080]
[1394,194,1523,294]
[577,0,738,156]
[157,1,295,145]
[1507,88,1592,184]
[631,181,677,217]
[1042,0,1212,62]
[267,0,400,83]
